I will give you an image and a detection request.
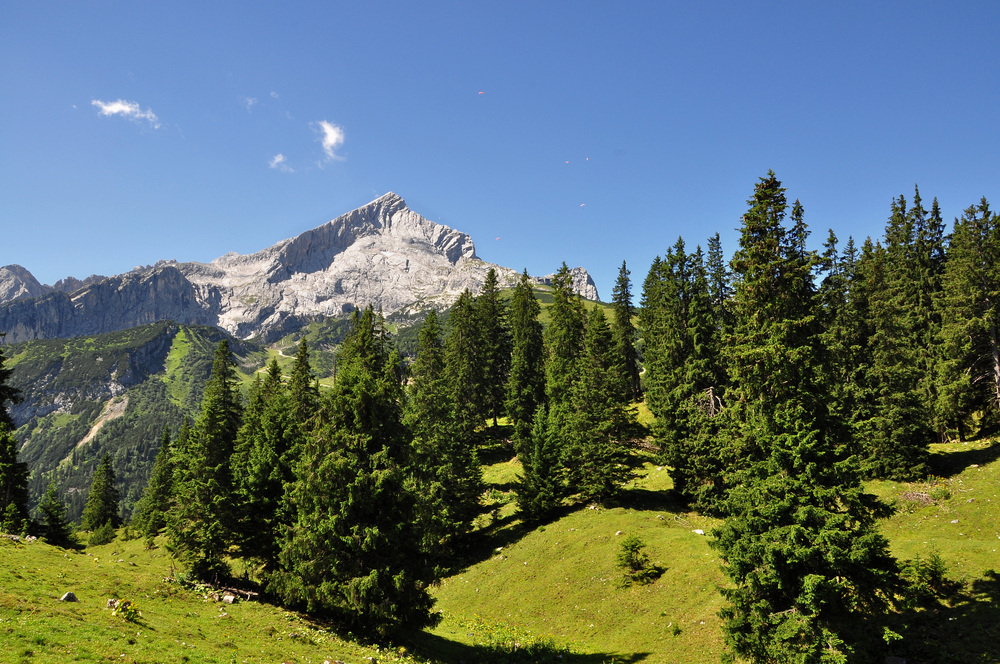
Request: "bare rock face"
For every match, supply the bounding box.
[0,265,51,302]
[0,193,600,343]
[534,267,600,302]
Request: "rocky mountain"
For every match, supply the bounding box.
[1,193,599,343]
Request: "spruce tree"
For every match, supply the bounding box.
[0,340,28,535]
[566,308,633,504]
[937,198,1000,434]
[274,306,437,636]
[167,339,243,580]
[0,334,19,431]
[516,405,562,522]
[445,290,485,447]
[131,426,175,543]
[288,337,320,428]
[611,261,641,402]
[0,425,29,535]
[712,173,898,662]
[405,310,482,565]
[856,194,931,479]
[81,452,121,531]
[505,271,546,456]
[476,268,512,427]
[231,359,296,572]
[706,232,732,334]
[38,480,73,547]
[545,263,586,417]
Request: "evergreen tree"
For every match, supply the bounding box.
[937,198,1000,435]
[611,261,641,402]
[445,290,485,447]
[0,425,29,535]
[167,339,243,580]
[476,268,512,426]
[288,337,320,429]
[131,426,175,543]
[405,310,482,565]
[274,306,437,636]
[38,480,73,547]
[0,340,28,534]
[0,333,19,431]
[542,262,586,491]
[856,194,931,479]
[706,232,733,333]
[713,172,898,662]
[566,308,633,504]
[505,271,546,456]
[819,234,873,442]
[544,262,586,434]
[81,452,121,531]
[231,359,296,572]
[516,406,562,522]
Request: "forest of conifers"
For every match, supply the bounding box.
[1,170,998,661]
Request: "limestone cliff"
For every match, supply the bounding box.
[0,193,600,343]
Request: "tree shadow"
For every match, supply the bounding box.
[404,628,651,664]
[612,487,688,513]
[930,439,1000,478]
[887,569,1000,663]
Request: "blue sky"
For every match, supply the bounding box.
[3,2,998,300]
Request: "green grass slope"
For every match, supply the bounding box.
[5,435,1000,663]
[0,535,423,664]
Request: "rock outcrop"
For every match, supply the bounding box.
[1,193,600,343]
[0,265,51,302]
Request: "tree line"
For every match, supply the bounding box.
[2,170,998,658]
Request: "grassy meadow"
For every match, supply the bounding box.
[4,436,1000,663]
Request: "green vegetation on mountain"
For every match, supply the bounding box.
[3,171,1000,662]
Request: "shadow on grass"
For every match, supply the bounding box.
[477,427,516,466]
[613,487,688,513]
[405,628,651,664]
[930,438,1000,478]
[887,570,1000,663]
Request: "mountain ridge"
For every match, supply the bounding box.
[1,193,599,343]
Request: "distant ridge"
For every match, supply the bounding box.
[0,193,599,343]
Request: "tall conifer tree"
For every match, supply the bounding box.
[611,261,641,402]
[168,339,243,579]
[713,172,897,662]
[505,271,546,456]
[81,453,121,531]
[405,310,482,565]
[38,480,73,547]
[0,338,28,534]
[445,290,484,447]
[131,426,175,543]
[231,359,296,572]
[566,308,633,504]
[476,268,512,426]
[275,307,437,636]
[937,198,1000,434]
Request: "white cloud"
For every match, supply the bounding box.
[270,91,279,99]
[269,153,293,172]
[313,120,345,161]
[242,96,258,111]
[91,99,161,128]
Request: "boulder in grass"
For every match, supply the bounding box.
[60,592,78,602]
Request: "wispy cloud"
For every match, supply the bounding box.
[91,99,161,128]
[313,120,345,161]
[242,96,258,111]
[269,153,293,172]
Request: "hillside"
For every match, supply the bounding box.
[3,439,998,663]
[4,322,268,520]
